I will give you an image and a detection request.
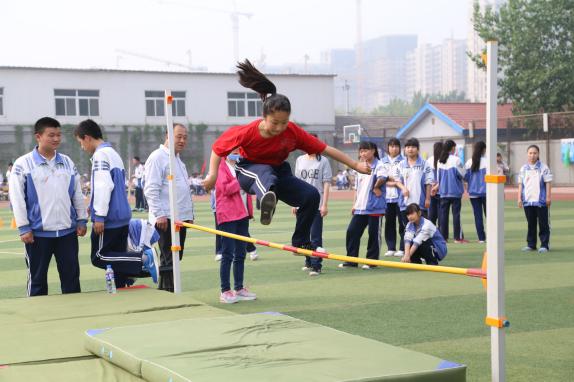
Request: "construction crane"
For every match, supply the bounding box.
[158,0,253,63]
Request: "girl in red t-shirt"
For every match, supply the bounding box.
[203,60,369,250]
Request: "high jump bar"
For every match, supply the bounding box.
[176,221,486,279]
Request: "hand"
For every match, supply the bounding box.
[202,174,216,192]
[373,188,382,197]
[424,198,430,209]
[77,226,87,237]
[155,216,168,232]
[517,200,523,208]
[401,254,411,263]
[93,222,105,235]
[291,207,298,216]
[320,205,328,217]
[354,161,371,175]
[351,208,355,215]
[402,189,410,198]
[20,231,34,244]
[546,198,551,207]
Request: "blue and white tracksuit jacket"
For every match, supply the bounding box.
[437,154,465,198]
[353,158,388,215]
[90,142,131,228]
[464,157,487,198]
[404,217,447,260]
[398,156,435,211]
[9,148,87,237]
[519,161,553,207]
[382,154,403,204]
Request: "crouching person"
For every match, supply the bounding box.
[401,203,447,265]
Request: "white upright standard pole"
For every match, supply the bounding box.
[485,40,506,382]
[164,90,182,293]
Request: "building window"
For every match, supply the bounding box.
[145,91,186,117]
[227,92,262,117]
[54,89,100,116]
[0,88,3,116]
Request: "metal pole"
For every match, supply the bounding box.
[485,40,506,382]
[164,90,182,293]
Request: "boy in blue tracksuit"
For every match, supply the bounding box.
[74,119,157,288]
[401,203,447,265]
[340,141,388,269]
[9,117,87,296]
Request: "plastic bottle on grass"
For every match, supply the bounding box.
[105,265,117,294]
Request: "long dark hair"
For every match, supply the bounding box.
[236,59,291,116]
[439,139,456,164]
[471,141,486,172]
[358,141,380,160]
[433,141,443,169]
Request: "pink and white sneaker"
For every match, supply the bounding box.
[219,290,238,304]
[234,288,257,301]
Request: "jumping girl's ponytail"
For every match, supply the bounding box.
[236,59,291,116]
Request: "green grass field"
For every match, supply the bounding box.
[0,199,572,381]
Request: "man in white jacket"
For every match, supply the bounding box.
[144,123,194,292]
[9,117,87,296]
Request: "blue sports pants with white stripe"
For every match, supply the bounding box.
[235,160,320,247]
[90,225,143,287]
[25,232,80,296]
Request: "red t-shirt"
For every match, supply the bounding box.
[212,119,327,166]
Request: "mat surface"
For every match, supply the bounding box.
[85,313,466,382]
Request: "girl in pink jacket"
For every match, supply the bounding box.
[216,150,257,304]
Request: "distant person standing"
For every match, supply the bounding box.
[464,141,487,243]
[132,156,145,212]
[144,123,194,291]
[382,138,406,258]
[293,136,332,276]
[10,117,87,296]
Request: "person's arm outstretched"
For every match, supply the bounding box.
[322,146,371,175]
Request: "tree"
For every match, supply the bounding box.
[471,0,574,113]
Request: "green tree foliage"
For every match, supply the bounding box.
[370,91,468,116]
[471,0,574,113]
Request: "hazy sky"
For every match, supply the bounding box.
[1,0,470,72]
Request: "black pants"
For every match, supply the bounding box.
[24,232,80,297]
[524,206,550,249]
[345,214,382,264]
[156,219,188,292]
[134,187,145,209]
[303,209,323,271]
[428,195,440,227]
[439,197,463,241]
[90,226,143,288]
[385,202,406,251]
[410,239,439,265]
[470,197,487,241]
[235,160,320,247]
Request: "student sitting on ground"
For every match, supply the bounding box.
[401,203,447,265]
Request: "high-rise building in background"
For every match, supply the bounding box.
[467,0,505,102]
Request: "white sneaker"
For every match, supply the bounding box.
[394,251,404,257]
[316,246,326,253]
[219,290,238,304]
[215,254,222,262]
[309,270,321,276]
[302,266,311,271]
[384,250,395,257]
[248,250,258,261]
[361,264,371,270]
[234,288,257,301]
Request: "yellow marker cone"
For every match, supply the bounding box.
[11,217,17,229]
[0,218,4,228]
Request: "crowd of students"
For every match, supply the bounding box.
[7,59,554,304]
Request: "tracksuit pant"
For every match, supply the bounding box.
[302,210,324,271]
[439,197,463,241]
[219,217,249,292]
[470,197,487,241]
[409,239,439,265]
[214,212,255,255]
[135,187,145,210]
[24,232,80,297]
[156,219,188,292]
[344,214,382,266]
[90,225,144,288]
[385,202,406,251]
[235,160,320,247]
[524,206,550,249]
[428,195,440,226]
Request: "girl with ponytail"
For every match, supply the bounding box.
[203,60,370,252]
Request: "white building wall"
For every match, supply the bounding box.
[401,113,465,156]
[0,67,335,128]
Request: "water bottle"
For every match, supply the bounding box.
[105,265,117,294]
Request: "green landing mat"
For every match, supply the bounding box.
[85,313,466,382]
[0,287,231,381]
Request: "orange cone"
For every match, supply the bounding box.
[11,217,17,229]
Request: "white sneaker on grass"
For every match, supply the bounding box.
[361,264,371,270]
[248,250,258,261]
[215,254,223,261]
[234,288,257,301]
[302,266,311,271]
[394,251,404,257]
[219,290,238,304]
[384,250,395,257]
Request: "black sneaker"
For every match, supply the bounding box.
[260,191,277,225]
